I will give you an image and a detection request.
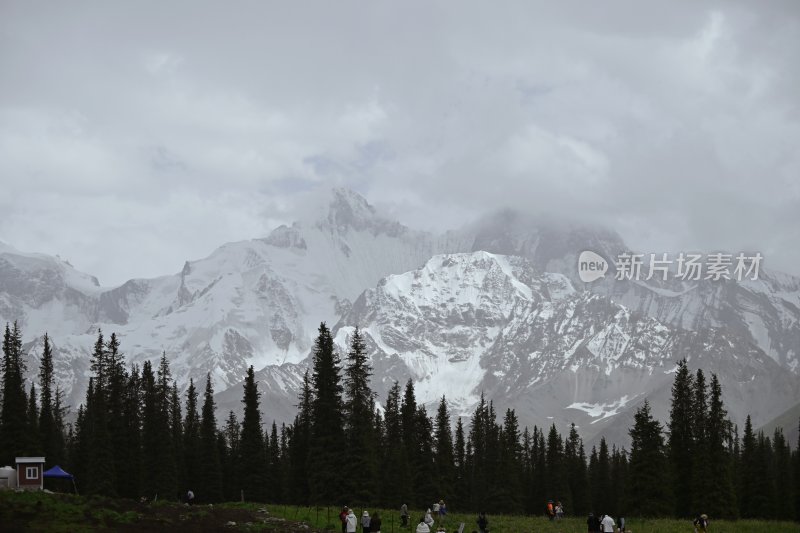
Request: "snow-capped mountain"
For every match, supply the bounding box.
[465,211,800,373]
[332,251,798,444]
[1,190,465,409]
[1,189,798,444]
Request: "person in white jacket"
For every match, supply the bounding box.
[600,514,616,533]
[424,509,434,528]
[416,517,431,533]
[346,509,357,533]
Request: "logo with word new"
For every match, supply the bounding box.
[578,251,609,283]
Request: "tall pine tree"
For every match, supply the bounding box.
[342,327,377,503]
[200,373,224,502]
[627,401,672,516]
[308,323,345,505]
[1,322,28,463]
[704,373,736,518]
[667,359,695,516]
[239,365,266,501]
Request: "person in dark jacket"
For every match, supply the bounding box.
[371,512,382,533]
[693,514,709,533]
[476,512,488,533]
[586,512,600,533]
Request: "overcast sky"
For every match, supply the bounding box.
[1,1,798,285]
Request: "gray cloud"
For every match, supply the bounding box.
[1,1,798,284]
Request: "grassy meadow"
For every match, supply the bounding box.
[264,504,800,533]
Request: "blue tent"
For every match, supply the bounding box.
[43,465,73,479]
[43,465,77,493]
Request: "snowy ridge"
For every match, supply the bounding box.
[336,251,800,444]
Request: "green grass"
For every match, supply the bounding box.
[3,492,797,532]
[0,490,142,532]
[259,504,800,533]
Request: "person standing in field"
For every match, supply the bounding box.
[600,514,615,533]
[438,500,447,520]
[586,512,600,533]
[416,516,431,533]
[346,508,357,533]
[371,512,382,533]
[401,503,409,528]
[476,511,488,533]
[424,509,435,528]
[617,516,626,533]
[693,514,709,533]
[362,510,371,533]
[340,506,349,533]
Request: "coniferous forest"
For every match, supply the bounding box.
[1,320,799,521]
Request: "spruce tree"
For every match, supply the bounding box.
[38,333,59,462]
[772,428,792,520]
[342,327,377,503]
[752,431,776,518]
[105,333,129,496]
[609,445,628,517]
[223,411,241,501]
[307,323,345,504]
[668,359,695,516]
[200,373,223,502]
[704,373,736,518]
[279,423,291,503]
[468,394,490,509]
[289,371,312,504]
[739,415,758,517]
[119,364,142,499]
[434,396,455,502]
[380,381,412,507]
[268,421,282,502]
[691,369,711,513]
[413,405,437,507]
[1,322,28,464]
[531,426,547,510]
[83,331,116,496]
[627,400,672,516]
[71,401,89,491]
[170,381,184,497]
[239,365,266,501]
[588,445,600,512]
[545,424,570,507]
[142,357,177,500]
[521,427,535,514]
[496,408,522,513]
[453,416,467,509]
[27,383,41,454]
[565,423,588,515]
[401,379,418,456]
[83,376,116,496]
[183,378,201,495]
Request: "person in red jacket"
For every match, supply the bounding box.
[340,506,349,533]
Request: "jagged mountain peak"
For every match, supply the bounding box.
[314,187,409,237]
